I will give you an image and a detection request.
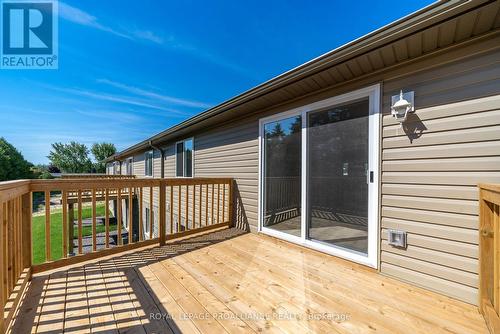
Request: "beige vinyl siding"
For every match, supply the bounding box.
[132,152,145,177]
[380,57,500,305]
[194,121,259,231]
[163,145,176,178]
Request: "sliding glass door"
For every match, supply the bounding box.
[262,116,302,237]
[307,99,369,254]
[259,85,380,267]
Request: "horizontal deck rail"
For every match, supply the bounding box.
[0,177,233,333]
[479,183,500,334]
[61,174,136,179]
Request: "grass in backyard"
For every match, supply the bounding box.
[32,204,117,264]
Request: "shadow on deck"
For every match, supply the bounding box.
[10,228,488,334]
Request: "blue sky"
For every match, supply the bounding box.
[0,0,434,164]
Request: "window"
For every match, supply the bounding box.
[145,151,153,176]
[176,138,193,177]
[126,157,133,175]
[145,207,150,236]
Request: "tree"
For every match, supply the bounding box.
[270,123,286,138]
[31,164,56,179]
[48,142,92,173]
[91,142,116,173]
[290,116,302,134]
[47,164,60,173]
[0,138,33,181]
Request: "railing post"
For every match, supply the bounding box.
[21,192,32,269]
[0,202,4,333]
[479,187,496,312]
[159,181,166,246]
[228,179,234,228]
[478,185,500,334]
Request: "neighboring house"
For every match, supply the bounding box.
[106,0,500,305]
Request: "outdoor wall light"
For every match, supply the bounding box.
[391,90,414,124]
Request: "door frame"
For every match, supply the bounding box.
[257,83,381,268]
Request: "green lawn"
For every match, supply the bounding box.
[32,204,117,264]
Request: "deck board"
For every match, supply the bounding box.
[36,271,67,333]
[64,267,91,333]
[85,262,117,333]
[9,228,488,334]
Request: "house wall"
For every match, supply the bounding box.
[116,37,500,304]
[379,56,500,304]
[192,122,259,231]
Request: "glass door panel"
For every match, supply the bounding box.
[262,116,302,237]
[307,99,369,254]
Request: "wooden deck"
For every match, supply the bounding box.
[10,228,488,334]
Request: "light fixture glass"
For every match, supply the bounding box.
[391,90,414,124]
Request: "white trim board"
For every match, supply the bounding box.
[258,83,381,269]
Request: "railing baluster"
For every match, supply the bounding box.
[192,185,196,230]
[178,185,181,232]
[211,184,214,225]
[139,187,143,241]
[3,202,8,297]
[170,186,173,235]
[185,185,189,230]
[17,197,22,275]
[68,202,74,256]
[159,183,166,246]
[149,187,153,239]
[18,197,22,272]
[11,200,16,282]
[14,198,18,271]
[222,183,226,223]
[17,198,21,275]
[117,188,122,246]
[13,199,18,278]
[44,191,51,262]
[105,189,110,248]
[8,200,13,290]
[62,191,68,258]
[217,183,220,224]
[198,184,202,229]
[18,197,22,270]
[92,189,97,252]
[228,179,234,227]
[78,190,83,254]
[205,184,209,226]
[128,187,133,244]
[22,192,31,267]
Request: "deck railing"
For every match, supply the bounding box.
[0,180,31,333]
[479,183,500,334]
[61,173,136,179]
[0,177,233,333]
